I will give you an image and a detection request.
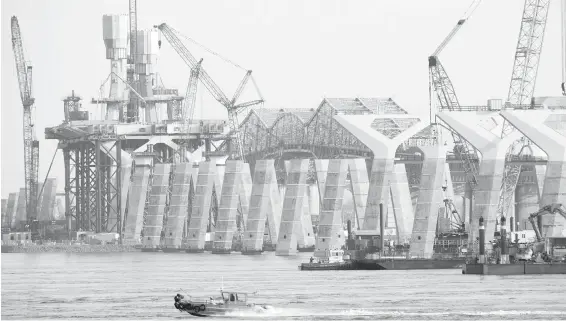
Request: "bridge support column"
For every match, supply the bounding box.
[409,144,446,258]
[348,159,369,230]
[242,160,281,254]
[364,158,395,230]
[142,164,172,249]
[163,163,194,250]
[186,160,217,252]
[501,110,566,237]
[213,160,246,254]
[276,159,309,256]
[314,159,329,204]
[307,184,320,226]
[437,112,521,247]
[390,163,414,244]
[314,159,348,259]
[283,160,315,250]
[124,155,152,242]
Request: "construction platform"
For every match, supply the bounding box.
[462,262,566,275]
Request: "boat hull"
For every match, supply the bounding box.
[463,262,566,275]
[357,258,465,270]
[141,248,160,252]
[300,261,354,270]
[299,258,466,271]
[175,300,270,317]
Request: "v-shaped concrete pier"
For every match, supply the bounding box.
[437,111,521,244]
[501,109,566,236]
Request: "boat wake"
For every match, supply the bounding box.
[222,308,566,320]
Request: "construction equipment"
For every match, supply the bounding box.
[156,23,264,160]
[496,0,552,222]
[428,0,482,189]
[11,16,40,238]
[562,0,566,96]
[528,203,566,242]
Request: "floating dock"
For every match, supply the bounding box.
[462,262,566,275]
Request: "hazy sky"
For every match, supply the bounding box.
[1,0,563,198]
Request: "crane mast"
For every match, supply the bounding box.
[11,16,39,235]
[156,23,263,161]
[497,0,551,222]
[562,0,566,96]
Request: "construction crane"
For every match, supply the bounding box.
[11,16,39,237]
[528,203,566,242]
[496,0,551,222]
[156,23,264,161]
[562,0,566,96]
[126,0,139,122]
[177,59,203,162]
[428,0,482,189]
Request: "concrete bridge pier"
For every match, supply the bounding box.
[390,163,414,244]
[437,112,521,246]
[334,114,427,232]
[501,110,566,237]
[409,144,446,258]
[276,159,309,256]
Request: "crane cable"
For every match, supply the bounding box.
[462,0,483,20]
[169,25,247,71]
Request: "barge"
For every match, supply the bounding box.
[462,262,566,275]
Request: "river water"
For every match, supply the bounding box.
[2,252,566,320]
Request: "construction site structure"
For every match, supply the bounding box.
[43,4,233,241]
[3,0,562,258]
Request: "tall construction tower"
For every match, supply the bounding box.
[11,16,40,237]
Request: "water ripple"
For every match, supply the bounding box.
[2,252,566,320]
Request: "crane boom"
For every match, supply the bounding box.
[183,59,203,124]
[11,16,39,235]
[562,0,566,95]
[506,0,551,107]
[497,0,551,223]
[156,23,263,160]
[428,9,481,189]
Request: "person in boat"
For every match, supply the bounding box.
[309,257,314,263]
[230,293,236,302]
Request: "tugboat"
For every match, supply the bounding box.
[299,248,354,270]
[173,290,271,317]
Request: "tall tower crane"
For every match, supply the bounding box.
[156,23,264,161]
[428,0,482,189]
[11,16,39,236]
[126,0,139,122]
[497,0,551,222]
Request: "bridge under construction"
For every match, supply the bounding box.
[1,0,565,260]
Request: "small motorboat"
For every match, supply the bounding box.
[173,289,271,317]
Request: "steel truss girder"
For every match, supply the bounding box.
[63,140,122,234]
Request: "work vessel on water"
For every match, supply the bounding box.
[173,290,272,317]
